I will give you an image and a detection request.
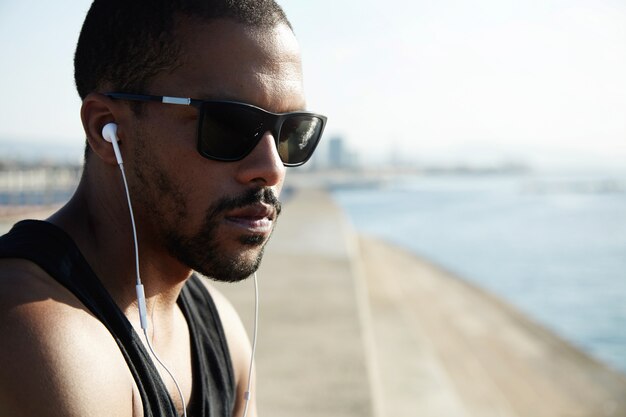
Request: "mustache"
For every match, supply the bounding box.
[211,187,282,217]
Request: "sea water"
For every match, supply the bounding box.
[331,172,626,375]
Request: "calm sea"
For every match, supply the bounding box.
[331,172,626,375]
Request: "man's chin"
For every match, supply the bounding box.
[203,265,260,283]
[240,233,267,246]
[198,245,265,283]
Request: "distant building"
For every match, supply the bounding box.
[328,136,344,167]
[327,136,358,169]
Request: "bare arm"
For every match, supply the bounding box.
[0,259,136,417]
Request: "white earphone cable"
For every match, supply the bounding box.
[117,165,141,287]
[143,328,188,417]
[242,271,259,417]
[117,161,188,417]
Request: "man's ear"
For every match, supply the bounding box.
[81,93,125,166]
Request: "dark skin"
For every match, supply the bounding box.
[0,18,305,417]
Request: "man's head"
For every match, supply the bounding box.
[74,0,292,101]
[76,1,322,282]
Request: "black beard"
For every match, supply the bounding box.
[164,187,282,282]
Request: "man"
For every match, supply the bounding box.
[0,1,326,416]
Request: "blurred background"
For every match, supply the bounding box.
[1,0,625,170]
[1,0,625,411]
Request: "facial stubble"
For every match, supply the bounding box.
[132,140,281,283]
[165,187,281,283]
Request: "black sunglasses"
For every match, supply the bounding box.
[106,92,327,167]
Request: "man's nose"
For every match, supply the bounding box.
[234,131,285,186]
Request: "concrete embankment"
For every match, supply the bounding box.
[3,187,626,416]
[215,187,626,417]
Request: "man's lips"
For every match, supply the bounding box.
[224,203,276,233]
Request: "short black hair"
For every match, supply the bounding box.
[74,0,292,100]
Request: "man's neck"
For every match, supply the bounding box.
[47,176,193,330]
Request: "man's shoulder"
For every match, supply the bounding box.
[194,276,257,414]
[0,258,136,416]
[0,258,125,357]
[0,257,86,315]
[0,256,131,369]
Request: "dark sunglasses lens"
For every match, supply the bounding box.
[198,103,265,160]
[278,116,324,165]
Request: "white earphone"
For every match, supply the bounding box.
[102,122,124,165]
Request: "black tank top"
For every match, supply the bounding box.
[0,220,236,417]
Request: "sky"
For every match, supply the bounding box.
[0,0,625,171]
